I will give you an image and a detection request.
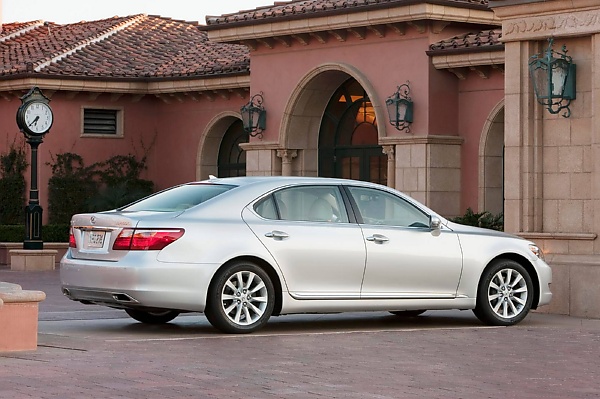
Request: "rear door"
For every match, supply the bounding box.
[242,185,366,299]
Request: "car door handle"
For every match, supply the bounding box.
[366,234,389,243]
[265,230,289,240]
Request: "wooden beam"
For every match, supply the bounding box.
[447,68,468,80]
[386,23,405,36]
[310,31,328,44]
[431,21,450,34]
[274,36,292,47]
[292,33,310,46]
[348,27,367,40]
[257,38,275,49]
[328,29,347,42]
[367,25,385,38]
[407,21,426,34]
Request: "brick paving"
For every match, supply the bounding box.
[1,267,599,399]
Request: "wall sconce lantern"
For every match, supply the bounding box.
[240,92,266,138]
[386,82,413,133]
[528,38,576,117]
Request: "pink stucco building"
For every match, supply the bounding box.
[1,0,599,318]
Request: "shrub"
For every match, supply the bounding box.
[47,152,154,223]
[450,208,504,231]
[0,142,28,225]
[47,153,97,225]
[0,224,69,243]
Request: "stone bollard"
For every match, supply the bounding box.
[0,282,46,352]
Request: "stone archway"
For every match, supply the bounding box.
[479,100,505,215]
[279,63,386,177]
[196,111,242,180]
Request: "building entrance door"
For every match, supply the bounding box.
[318,78,386,185]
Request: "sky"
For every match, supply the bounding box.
[2,0,279,24]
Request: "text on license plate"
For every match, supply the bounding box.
[87,231,106,248]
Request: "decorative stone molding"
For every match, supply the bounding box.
[239,141,280,152]
[382,145,396,189]
[276,149,298,176]
[379,135,464,146]
[518,232,598,241]
[381,145,395,161]
[502,10,600,41]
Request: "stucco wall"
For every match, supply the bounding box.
[0,91,244,223]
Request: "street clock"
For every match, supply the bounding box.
[16,87,53,138]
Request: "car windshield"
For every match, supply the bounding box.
[118,183,235,212]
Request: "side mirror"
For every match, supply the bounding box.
[430,216,442,236]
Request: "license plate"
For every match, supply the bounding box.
[86,231,106,248]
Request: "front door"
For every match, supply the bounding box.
[345,185,463,298]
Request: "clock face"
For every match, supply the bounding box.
[23,101,53,134]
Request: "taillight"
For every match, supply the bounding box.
[68,227,76,248]
[112,228,184,251]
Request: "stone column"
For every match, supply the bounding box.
[382,145,395,189]
[276,149,298,176]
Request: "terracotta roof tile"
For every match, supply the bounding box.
[0,15,249,80]
[427,29,502,54]
[205,0,490,27]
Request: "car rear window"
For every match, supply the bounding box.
[119,183,235,212]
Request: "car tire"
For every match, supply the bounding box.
[125,309,180,324]
[389,310,426,317]
[473,259,534,326]
[205,261,275,334]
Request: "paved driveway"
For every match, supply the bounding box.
[1,268,599,399]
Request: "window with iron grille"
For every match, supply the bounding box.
[83,108,121,136]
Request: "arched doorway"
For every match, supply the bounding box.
[479,104,504,215]
[197,112,246,180]
[318,78,386,185]
[217,119,247,177]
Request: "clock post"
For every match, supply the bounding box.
[16,87,54,250]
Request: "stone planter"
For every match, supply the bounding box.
[0,282,46,352]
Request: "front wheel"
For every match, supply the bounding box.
[125,309,180,324]
[205,261,275,334]
[473,259,534,326]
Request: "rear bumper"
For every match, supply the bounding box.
[60,252,220,312]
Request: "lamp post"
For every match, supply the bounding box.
[15,87,53,250]
[240,92,266,138]
[528,38,576,117]
[386,82,414,133]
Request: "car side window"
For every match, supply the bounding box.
[254,195,278,220]
[348,186,430,228]
[273,186,349,223]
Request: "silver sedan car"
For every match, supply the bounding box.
[61,176,552,333]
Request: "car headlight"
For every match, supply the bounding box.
[529,244,545,261]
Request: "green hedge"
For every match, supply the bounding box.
[450,208,504,231]
[0,224,70,243]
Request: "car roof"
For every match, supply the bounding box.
[201,175,379,188]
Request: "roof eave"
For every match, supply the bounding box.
[0,72,251,94]
[202,2,499,43]
[201,0,491,31]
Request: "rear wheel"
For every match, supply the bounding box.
[473,259,533,326]
[205,261,275,334]
[125,309,180,324]
[389,310,426,317]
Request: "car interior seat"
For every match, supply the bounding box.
[308,198,334,222]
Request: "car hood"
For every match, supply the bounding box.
[446,221,524,240]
